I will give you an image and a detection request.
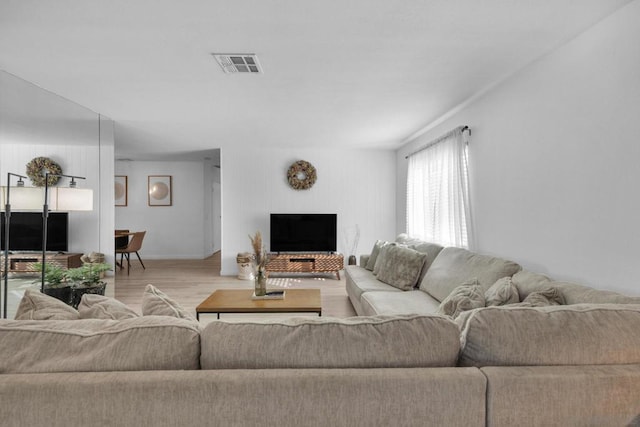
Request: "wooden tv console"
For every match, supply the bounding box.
[266,253,344,280]
[0,252,82,274]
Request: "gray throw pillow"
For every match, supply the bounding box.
[365,240,388,271]
[437,279,485,319]
[375,245,428,291]
[142,284,196,321]
[15,289,79,320]
[78,294,139,320]
[485,277,519,306]
[373,242,396,276]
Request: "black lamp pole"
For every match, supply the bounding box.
[3,173,27,319]
[41,173,86,292]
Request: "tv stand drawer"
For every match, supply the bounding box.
[1,253,82,274]
[289,258,313,263]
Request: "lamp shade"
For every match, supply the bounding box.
[51,188,93,211]
[1,186,44,211]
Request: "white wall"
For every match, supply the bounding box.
[202,159,221,254]
[220,147,396,275]
[0,70,114,266]
[115,160,210,259]
[98,116,116,265]
[396,1,640,295]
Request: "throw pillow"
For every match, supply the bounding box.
[375,245,428,291]
[372,242,396,276]
[142,284,196,321]
[437,279,485,319]
[521,287,565,307]
[78,294,139,320]
[485,277,519,306]
[15,289,79,320]
[365,240,388,271]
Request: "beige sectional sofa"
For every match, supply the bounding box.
[0,314,487,427]
[2,305,640,426]
[347,233,640,314]
[460,303,640,426]
[344,234,640,425]
[2,238,640,426]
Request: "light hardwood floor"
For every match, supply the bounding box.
[114,252,356,323]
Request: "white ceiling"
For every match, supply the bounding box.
[0,0,632,160]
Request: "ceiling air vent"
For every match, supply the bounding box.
[212,53,262,74]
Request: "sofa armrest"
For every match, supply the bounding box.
[360,255,370,267]
[482,365,640,426]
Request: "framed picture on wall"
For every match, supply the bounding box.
[115,175,128,207]
[148,175,172,206]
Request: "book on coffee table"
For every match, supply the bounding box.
[251,290,285,300]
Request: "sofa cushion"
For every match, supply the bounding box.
[459,304,640,367]
[359,254,370,268]
[557,282,640,304]
[512,270,640,305]
[14,289,79,321]
[395,233,421,245]
[360,290,441,316]
[345,266,402,316]
[420,247,521,302]
[142,284,195,321]
[437,280,485,318]
[375,245,427,290]
[408,241,444,282]
[345,266,402,300]
[0,316,201,373]
[372,242,396,276]
[200,315,460,369]
[484,277,519,306]
[520,287,565,307]
[78,294,139,320]
[365,240,387,271]
[510,270,553,300]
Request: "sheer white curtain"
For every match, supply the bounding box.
[406,127,471,248]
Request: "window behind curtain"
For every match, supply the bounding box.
[406,127,471,248]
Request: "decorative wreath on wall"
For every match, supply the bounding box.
[287,160,317,190]
[26,157,63,187]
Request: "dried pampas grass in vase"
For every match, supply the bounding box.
[249,231,268,296]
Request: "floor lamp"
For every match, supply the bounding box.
[41,173,93,292]
[2,173,42,318]
[2,173,26,319]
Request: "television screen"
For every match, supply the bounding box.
[1,212,69,252]
[270,213,337,252]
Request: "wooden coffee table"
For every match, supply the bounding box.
[196,288,322,320]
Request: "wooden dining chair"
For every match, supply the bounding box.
[115,231,146,275]
[115,229,130,249]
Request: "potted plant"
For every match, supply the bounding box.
[66,263,111,308]
[35,263,73,305]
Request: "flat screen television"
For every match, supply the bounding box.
[1,212,69,252]
[270,213,337,253]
